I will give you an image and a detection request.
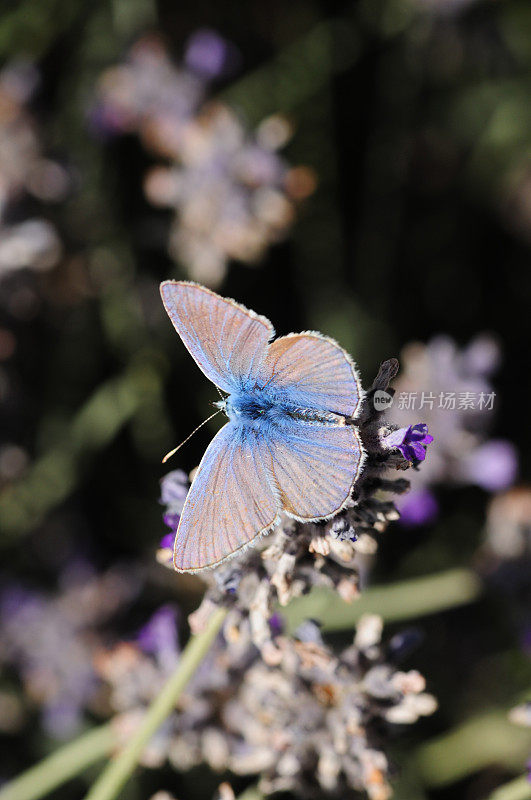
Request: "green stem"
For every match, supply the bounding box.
[83,606,227,800]
[489,776,531,800]
[0,723,115,800]
[416,711,531,786]
[284,568,482,632]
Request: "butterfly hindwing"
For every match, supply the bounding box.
[260,332,362,418]
[265,420,364,521]
[173,422,281,571]
[160,281,274,394]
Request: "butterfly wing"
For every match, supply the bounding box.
[160,281,274,393]
[265,420,364,520]
[260,332,362,418]
[173,421,280,572]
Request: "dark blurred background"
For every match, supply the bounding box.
[0,0,530,798]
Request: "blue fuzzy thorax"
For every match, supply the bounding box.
[216,387,344,428]
[223,390,286,424]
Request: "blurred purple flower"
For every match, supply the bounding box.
[136,605,180,673]
[91,35,205,139]
[0,565,139,738]
[157,532,176,569]
[93,37,315,286]
[398,488,439,526]
[268,613,284,636]
[0,584,97,738]
[389,334,518,525]
[159,532,175,549]
[183,29,240,79]
[460,440,518,492]
[163,511,180,531]
[160,469,188,506]
[160,469,189,535]
[384,424,433,462]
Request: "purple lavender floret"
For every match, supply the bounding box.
[384,423,434,462]
[268,613,284,636]
[160,469,189,507]
[159,532,175,549]
[160,469,189,533]
[163,511,181,532]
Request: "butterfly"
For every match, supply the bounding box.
[160,280,365,572]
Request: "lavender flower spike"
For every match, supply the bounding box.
[384,424,434,463]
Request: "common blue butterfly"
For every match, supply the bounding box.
[160,281,365,572]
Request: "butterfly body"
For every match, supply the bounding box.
[160,280,365,572]
[219,389,345,428]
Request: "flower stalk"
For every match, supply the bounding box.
[83,606,227,800]
[0,724,114,800]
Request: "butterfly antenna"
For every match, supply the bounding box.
[162,409,223,464]
[215,386,225,400]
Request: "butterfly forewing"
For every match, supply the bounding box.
[160,281,274,394]
[173,422,281,571]
[260,333,362,418]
